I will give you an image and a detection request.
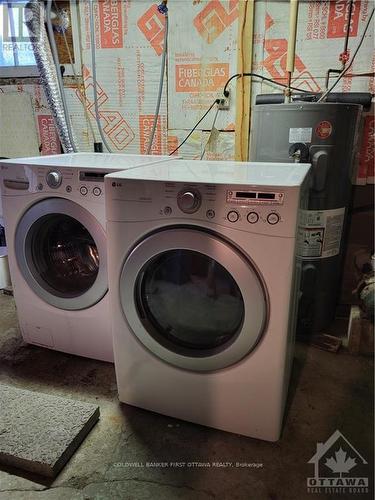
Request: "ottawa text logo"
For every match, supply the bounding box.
[307,430,369,495]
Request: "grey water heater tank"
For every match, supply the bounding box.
[250,103,362,334]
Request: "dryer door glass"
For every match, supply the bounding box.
[29,214,99,297]
[136,249,245,352]
[121,227,267,371]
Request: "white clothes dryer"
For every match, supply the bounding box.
[105,160,310,440]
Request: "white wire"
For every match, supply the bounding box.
[46,0,77,152]
[53,0,97,143]
[318,8,374,102]
[200,105,220,160]
[88,0,113,152]
[146,13,168,155]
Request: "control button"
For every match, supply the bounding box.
[164,206,172,215]
[267,212,280,225]
[93,186,102,196]
[66,185,72,193]
[227,210,239,223]
[247,212,259,224]
[177,189,201,214]
[80,186,88,196]
[37,183,43,191]
[46,170,62,188]
[206,209,215,219]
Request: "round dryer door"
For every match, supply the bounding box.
[15,198,107,310]
[120,228,268,371]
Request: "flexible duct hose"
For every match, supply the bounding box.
[46,0,77,152]
[25,0,74,153]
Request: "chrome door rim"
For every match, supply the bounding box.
[120,227,268,371]
[15,198,107,310]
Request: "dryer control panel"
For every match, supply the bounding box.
[107,178,306,239]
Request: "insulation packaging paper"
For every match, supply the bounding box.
[1,1,373,179]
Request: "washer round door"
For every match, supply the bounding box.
[15,198,107,310]
[120,228,268,371]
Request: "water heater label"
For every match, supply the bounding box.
[297,207,345,259]
[315,120,333,139]
[288,127,312,143]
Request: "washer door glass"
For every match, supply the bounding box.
[137,250,244,351]
[120,228,268,371]
[30,214,99,297]
[15,198,108,311]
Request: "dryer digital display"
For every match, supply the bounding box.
[227,190,284,205]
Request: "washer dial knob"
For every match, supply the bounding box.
[46,170,62,188]
[177,189,201,213]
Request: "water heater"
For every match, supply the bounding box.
[250,102,362,335]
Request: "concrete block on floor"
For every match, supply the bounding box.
[0,384,99,477]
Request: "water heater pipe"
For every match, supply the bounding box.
[285,0,299,102]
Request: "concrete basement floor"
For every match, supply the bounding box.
[0,293,373,500]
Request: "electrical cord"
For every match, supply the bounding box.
[318,8,374,102]
[46,0,77,152]
[170,12,374,159]
[169,99,220,156]
[173,71,317,158]
[147,3,168,154]
[223,72,315,98]
[88,0,113,152]
[200,104,220,160]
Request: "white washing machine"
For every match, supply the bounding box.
[105,159,311,441]
[0,153,174,362]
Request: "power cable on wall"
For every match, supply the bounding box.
[223,72,316,98]
[147,1,168,155]
[169,99,220,156]
[171,70,324,156]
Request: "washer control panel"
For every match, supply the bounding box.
[33,167,106,199]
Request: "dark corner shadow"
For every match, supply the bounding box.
[282,338,310,433]
[0,462,54,488]
[0,331,117,399]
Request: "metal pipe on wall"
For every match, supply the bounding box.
[25,0,74,153]
[285,0,299,102]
